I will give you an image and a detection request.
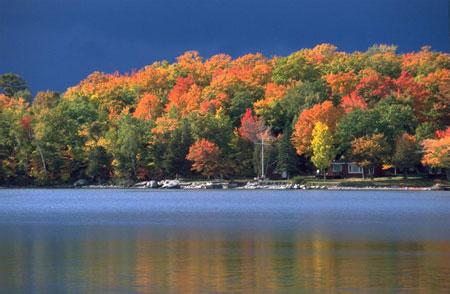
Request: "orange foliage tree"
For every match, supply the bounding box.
[325,71,358,97]
[419,69,450,126]
[129,64,175,98]
[165,76,202,117]
[303,43,338,66]
[292,101,342,156]
[133,93,163,121]
[253,82,289,115]
[421,127,450,179]
[401,46,450,76]
[351,133,389,179]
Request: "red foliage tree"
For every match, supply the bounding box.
[393,71,430,121]
[435,127,450,139]
[238,108,267,142]
[186,139,221,178]
[355,69,394,106]
[340,91,367,113]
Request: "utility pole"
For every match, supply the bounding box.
[261,136,264,179]
[256,136,268,180]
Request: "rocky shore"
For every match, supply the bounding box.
[71,179,447,191]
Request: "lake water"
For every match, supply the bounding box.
[0,189,449,293]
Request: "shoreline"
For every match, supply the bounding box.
[1,180,448,191]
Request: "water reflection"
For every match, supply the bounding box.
[1,224,449,293]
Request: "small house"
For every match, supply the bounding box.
[326,161,383,178]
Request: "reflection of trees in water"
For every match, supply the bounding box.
[2,227,450,292]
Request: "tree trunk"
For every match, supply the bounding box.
[323,170,326,181]
[446,168,450,181]
[403,168,408,180]
[131,156,136,178]
[36,143,47,176]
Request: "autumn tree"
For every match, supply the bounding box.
[340,91,367,113]
[0,94,32,184]
[133,93,163,121]
[391,133,421,179]
[419,69,450,128]
[401,46,450,76]
[64,71,137,119]
[325,71,358,97]
[311,122,335,180]
[174,51,207,84]
[238,108,267,142]
[365,46,402,78]
[165,76,202,117]
[186,139,221,178]
[292,101,342,156]
[393,71,430,120]
[253,82,289,130]
[238,108,273,178]
[355,69,394,106]
[421,128,450,180]
[351,133,389,180]
[255,80,330,132]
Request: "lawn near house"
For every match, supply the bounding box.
[300,176,449,188]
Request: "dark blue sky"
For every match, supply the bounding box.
[0,0,448,93]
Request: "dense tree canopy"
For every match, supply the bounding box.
[1,44,449,185]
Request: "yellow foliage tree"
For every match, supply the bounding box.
[311,122,335,180]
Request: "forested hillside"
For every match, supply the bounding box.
[1,44,449,185]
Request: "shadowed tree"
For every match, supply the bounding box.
[0,73,32,102]
[391,133,421,179]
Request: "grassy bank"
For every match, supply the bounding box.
[293,176,448,188]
